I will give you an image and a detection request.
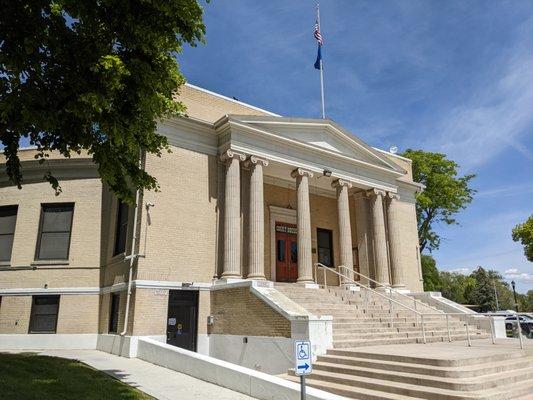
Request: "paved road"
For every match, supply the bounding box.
[8,349,256,400]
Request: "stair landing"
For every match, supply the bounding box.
[284,339,533,400]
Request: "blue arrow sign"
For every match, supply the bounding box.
[294,340,312,376]
[297,363,310,371]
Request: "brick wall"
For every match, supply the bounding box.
[137,147,219,283]
[397,199,424,292]
[174,84,273,123]
[131,288,168,336]
[0,296,32,334]
[0,294,99,334]
[56,295,99,334]
[210,287,291,338]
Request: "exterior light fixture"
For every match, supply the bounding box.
[323,169,332,177]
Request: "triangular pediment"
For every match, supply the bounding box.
[227,115,405,174]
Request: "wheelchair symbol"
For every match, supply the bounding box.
[297,343,309,360]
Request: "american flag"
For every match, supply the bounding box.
[314,21,323,46]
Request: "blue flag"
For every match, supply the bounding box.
[314,45,322,70]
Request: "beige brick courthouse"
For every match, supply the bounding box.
[0,84,425,369]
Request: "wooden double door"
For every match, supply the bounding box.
[275,222,298,282]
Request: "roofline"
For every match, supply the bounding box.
[225,115,407,175]
[17,146,38,151]
[373,147,412,163]
[184,83,281,117]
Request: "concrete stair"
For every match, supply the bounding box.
[275,284,531,399]
[283,348,533,399]
[275,284,489,348]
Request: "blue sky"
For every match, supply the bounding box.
[178,1,533,293]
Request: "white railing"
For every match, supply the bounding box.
[313,263,524,349]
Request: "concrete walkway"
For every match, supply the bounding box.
[9,350,255,400]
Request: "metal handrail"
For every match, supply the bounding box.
[314,263,424,339]
[338,265,444,315]
[313,263,525,349]
[314,263,421,315]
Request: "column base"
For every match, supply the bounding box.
[298,282,320,289]
[297,277,315,284]
[341,284,361,292]
[246,274,266,280]
[375,285,392,293]
[215,277,246,285]
[391,285,410,294]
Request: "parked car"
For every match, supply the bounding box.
[505,315,533,338]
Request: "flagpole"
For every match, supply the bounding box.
[317,4,326,119]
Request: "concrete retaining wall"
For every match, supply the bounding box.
[0,334,98,350]
[96,334,166,357]
[137,337,344,400]
[209,334,293,374]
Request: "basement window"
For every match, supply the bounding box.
[29,295,60,334]
[108,293,120,334]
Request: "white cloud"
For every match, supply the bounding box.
[446,267,470,275]
[504,268,533,282]
[476,183,533,198]
[421,18,533,170]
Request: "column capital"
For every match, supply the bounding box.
[366,188,386,198]
[220,149,246,163]
[332,178,353,189]
[244,155,269,168]
[387,192,400,201]
[291,168,314,179]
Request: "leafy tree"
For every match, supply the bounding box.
[525,291,533,312]
[512,215,533,262]
[491,277,515,311]
[467,267,501,312]
[420,254,441,291]
[401,149,476,252]
[0,1,206,202]
[439,271,475,304]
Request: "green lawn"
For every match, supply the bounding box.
[0,353,153,400]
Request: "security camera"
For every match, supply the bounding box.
[146,202,155,208]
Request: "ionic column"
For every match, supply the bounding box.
[221,150,246,279]
[387,193,404,288]
[291,168,314,283]
[332,179,354,282]
[367,189,390,287]
[246,156,268,280]
[354,192,375,286]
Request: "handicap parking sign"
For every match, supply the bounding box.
[294,340,312,376]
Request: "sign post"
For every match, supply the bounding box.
[294,340,312,400]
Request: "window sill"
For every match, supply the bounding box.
[31,260,70,267]
[0,261,11,267]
